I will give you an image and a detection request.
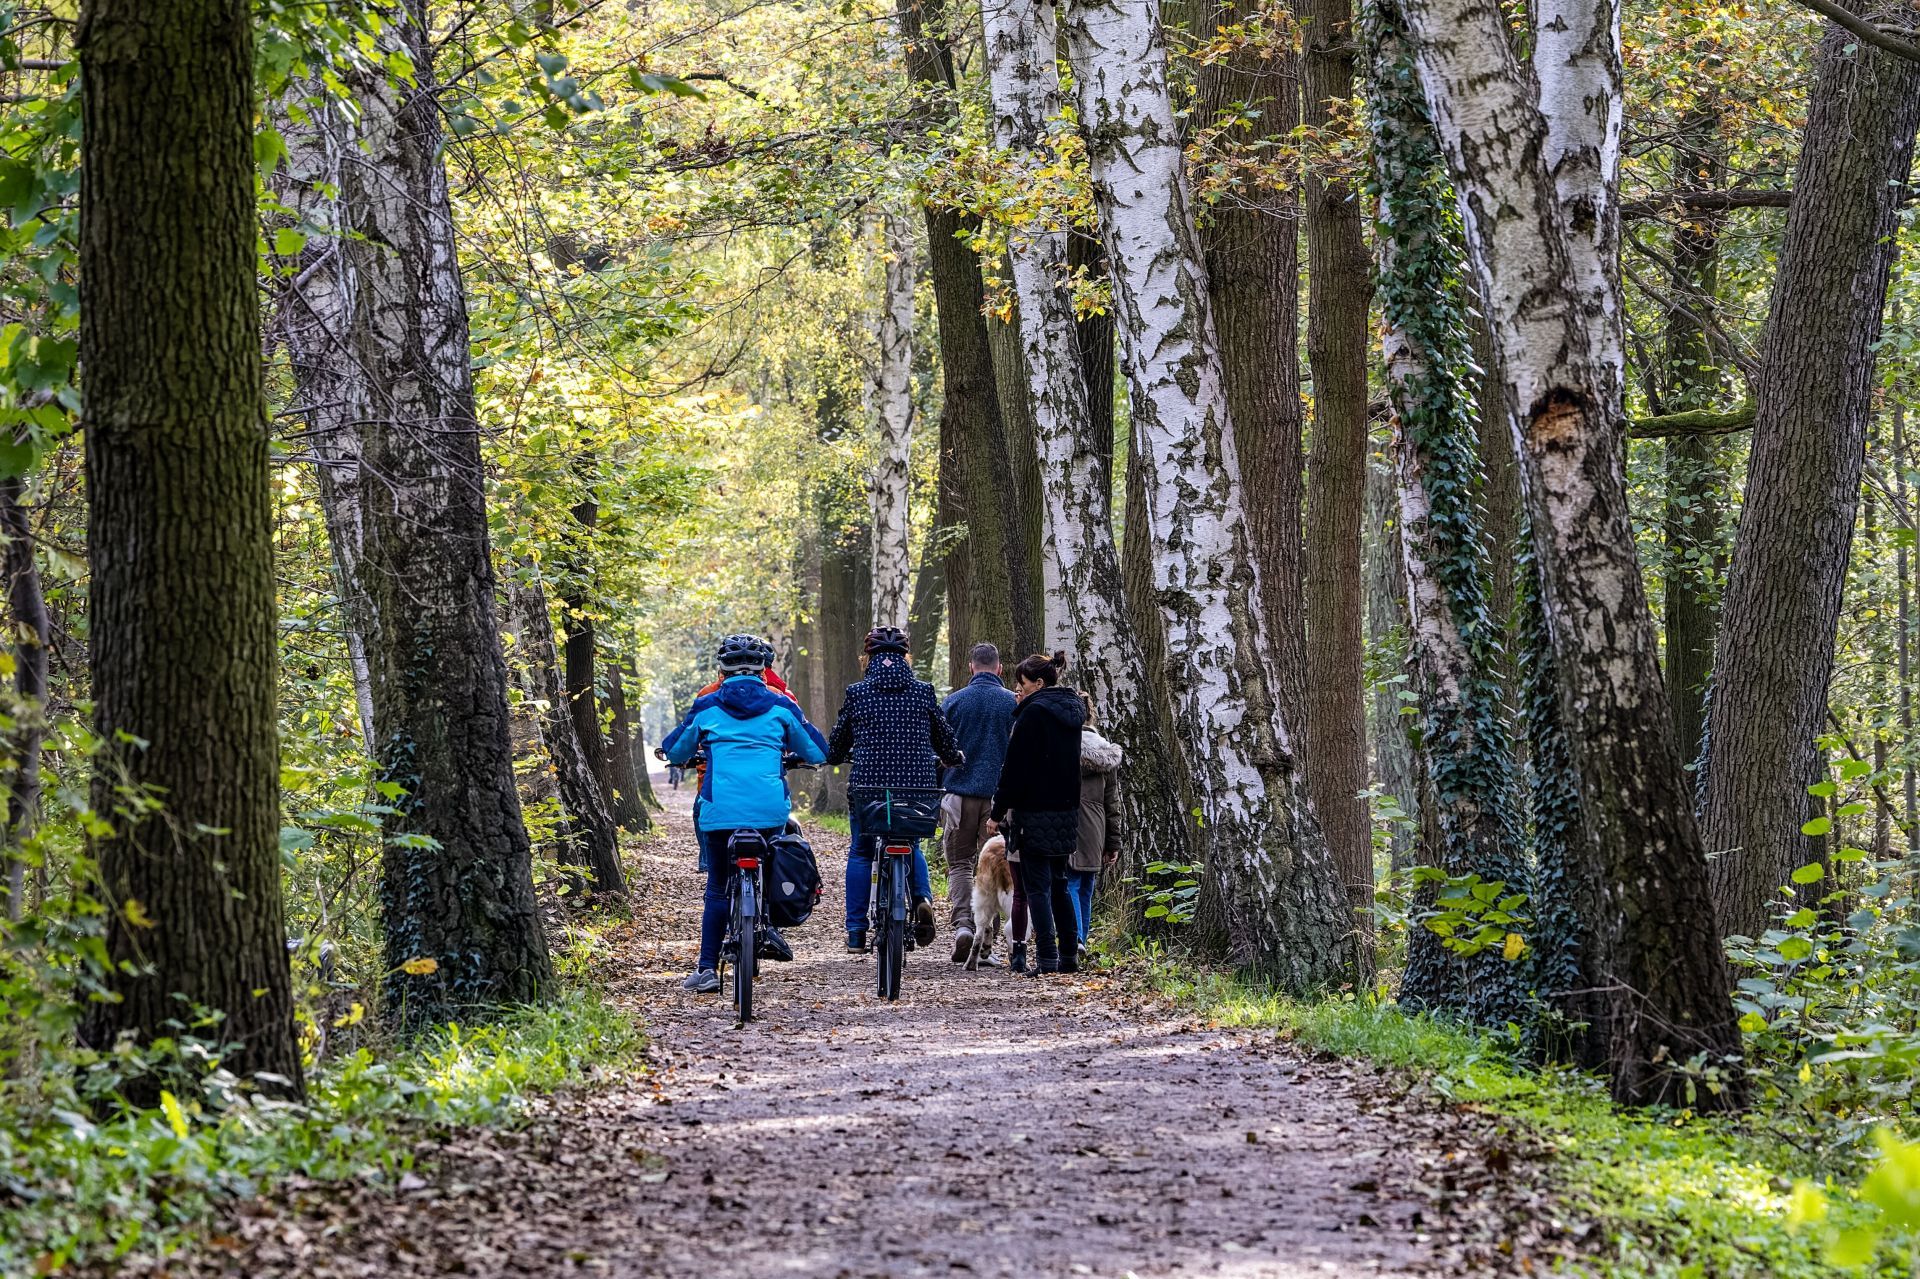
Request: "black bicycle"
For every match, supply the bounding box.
[851,786,941,1002]
[718,828,772,1021]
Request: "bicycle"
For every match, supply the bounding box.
[718,828,772,1022]
[850,785,942,1002]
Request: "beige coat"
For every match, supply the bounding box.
[1072,731,1124,873]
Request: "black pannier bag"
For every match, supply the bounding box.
[768,825,823,927]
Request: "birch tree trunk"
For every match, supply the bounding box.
[1369,8,1529,1027]
[984,0,1196,875]
[1398,0,1744,1106]
[76,0,303,1094]
[345,1,553,1022]
[1699,12,1920,938]
[1067,0,1354,989]
[275,95,377,754]
[1364,462,1420,874]
[869,213,916,631]
[510,577,625,896]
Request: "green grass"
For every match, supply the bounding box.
[1135,952,1911,1279]
[0,988,641,1274]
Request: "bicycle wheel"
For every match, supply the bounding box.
[734,873,757,1021]
[880,855,907,1001]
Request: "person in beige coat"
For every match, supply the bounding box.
[1068,691,1122,955]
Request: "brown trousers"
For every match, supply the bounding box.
[941,793,993,933]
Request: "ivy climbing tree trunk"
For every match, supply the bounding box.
[1699,12,1920,939]
[869,212,916,631]
[1398,0,1745,1106]
[345,1,554,1021]
[1067,0,1355,990]
[1367,4,1530,1029]
[983,0,1196,879]
[75,0,304,1093]
[510,576,625,897]
[896,0,1040,658]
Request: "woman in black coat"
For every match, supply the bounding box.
[990,651,1085,974]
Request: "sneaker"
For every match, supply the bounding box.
[682,968,720,994]
[846,928,870,954]
[975,949,1000,968]
[912,899,937,948]
[951,929,975,963]
[1009,941,1028,975]
[758,928,794,962]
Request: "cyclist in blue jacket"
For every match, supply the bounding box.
[663,634,828,993]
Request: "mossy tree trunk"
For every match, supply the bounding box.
[76,0,303,1093]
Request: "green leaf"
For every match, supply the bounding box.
[1801,817,1832,837]
[273,227,307,257]
[1791,862,1826,885]
[1778,935,1813,961]
[1807,780,1838,798]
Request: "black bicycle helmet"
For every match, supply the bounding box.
[863,625,909,656]
[716,632,767,673]
[753,636,778,667]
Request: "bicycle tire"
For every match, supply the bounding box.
[734,873,757,1022]
[881,855,907,1001]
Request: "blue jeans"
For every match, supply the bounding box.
[844,812,932,932]
[698,828,778,970]
[1067,869,1098,945]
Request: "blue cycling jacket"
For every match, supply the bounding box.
[662,676,828,832]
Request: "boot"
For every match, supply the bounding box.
[1009,941,1028,974]
[1058,946,1079,974]
[912,898,937,948]
[846,928,870,954]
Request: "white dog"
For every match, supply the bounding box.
[967,834,1016,970]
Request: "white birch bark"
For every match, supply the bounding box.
[983,0,1191,869]
[275,94,377,753]
[1065,0,1353,987]
[1398,0,1745,1104]
[868,212,915,631]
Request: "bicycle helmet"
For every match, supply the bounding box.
[864,625,909,656]
[716,632,767,673]
[753,636,778,668]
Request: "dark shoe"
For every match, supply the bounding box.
[913,899,937,948]
[846,928,870,954]
[682,968,720,994]
[759,928,793,962]
[951,929,975,963]
[1009,942,1028,974]
[1058,949,1079,974]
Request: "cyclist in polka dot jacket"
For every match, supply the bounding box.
[825,625,965,953]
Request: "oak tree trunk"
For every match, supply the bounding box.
[605,663,653,828]
[1700,14,1920,938]
[76,0,303,1093]
[1300,0,1376,923]
[1,477,48,920]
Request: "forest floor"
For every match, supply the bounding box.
[165,792,1554,1279]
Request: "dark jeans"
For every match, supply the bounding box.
[698,828,778,971]
[1019,852,1076,969]
[845,812,933,932]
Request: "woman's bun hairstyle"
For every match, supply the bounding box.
[1014,651,1063,687]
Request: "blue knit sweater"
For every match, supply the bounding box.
[940,672,1017,798]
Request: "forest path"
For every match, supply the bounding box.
[183,792,1528,1278]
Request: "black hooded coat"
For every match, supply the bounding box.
[991,685,1086,857]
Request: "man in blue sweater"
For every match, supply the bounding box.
[939,642,1017,962]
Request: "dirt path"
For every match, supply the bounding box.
[182,796,1533,1278]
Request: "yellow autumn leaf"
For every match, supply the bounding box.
[1502,932,1526,962]
[399,957,439,976]
[158,1089,188,1140]
[122,898,155,929]
[333,1001,365,1029]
